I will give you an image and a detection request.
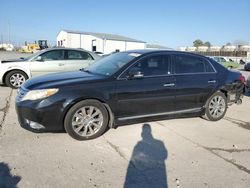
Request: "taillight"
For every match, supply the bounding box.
[239,74,246,84]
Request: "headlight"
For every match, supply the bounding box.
[21,88,59,101]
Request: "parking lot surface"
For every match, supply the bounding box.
[0,52,250,188]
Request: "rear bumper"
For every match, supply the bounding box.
[246,84,250,93]
[227,83,244,104]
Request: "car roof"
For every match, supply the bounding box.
[124,49,209,58]
[44,47,92,52]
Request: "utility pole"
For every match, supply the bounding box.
[8,20,10,44]
[1,34,3,44]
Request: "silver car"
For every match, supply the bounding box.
[0,48,100,88]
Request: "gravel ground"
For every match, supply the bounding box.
[0,51,250,188]
[0,51,31,60]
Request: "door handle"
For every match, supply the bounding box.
[163,83,175,87]
[58,63,65,66]
[208,80,216,84]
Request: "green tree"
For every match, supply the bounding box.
[204,41,211,47]
[193,39,203,47]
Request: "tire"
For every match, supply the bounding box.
[203,91,227,121]
[5,70,28,89]
[64,100,109,140]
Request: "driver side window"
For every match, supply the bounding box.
[124,55,171,77]
[39,50,64,61]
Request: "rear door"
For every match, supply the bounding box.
[115,53,176,118]
[30,49,66,77]
[173,53,217,111]
[64,50,95,71]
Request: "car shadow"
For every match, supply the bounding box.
[224,117,250,130]
[124,123,168,188]
[0,162,21,188]
[0,84,8,88]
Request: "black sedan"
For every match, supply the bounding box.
[244,62,250,71]
[16,50,245,140]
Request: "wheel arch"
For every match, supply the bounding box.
[3,69,29,84]
[202,88,228,110]
[61,97,115,130]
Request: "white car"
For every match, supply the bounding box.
[0,48,100,88]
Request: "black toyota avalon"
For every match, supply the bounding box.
[16,50,245,140]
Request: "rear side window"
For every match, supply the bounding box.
[130,55,171,76]
[204,60,215,72]
[66,50,93,60]
[174,54,214,74]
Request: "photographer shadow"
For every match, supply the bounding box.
[124,123,168,188]
[0,162,21,188]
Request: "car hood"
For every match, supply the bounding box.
[22,71,106,90]
[1,58,27,63]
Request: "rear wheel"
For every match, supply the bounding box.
[5,70,28,89]
[64,100,109,140]
[203,91,227,121]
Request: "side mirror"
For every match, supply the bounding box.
[128,68,144,79]
[36,56,43,61]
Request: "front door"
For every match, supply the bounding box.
[115,53,176,119]
[30,49,65,77]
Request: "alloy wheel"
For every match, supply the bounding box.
[9,73,26,88]
[208,95,226,118]
[71,106,104,136]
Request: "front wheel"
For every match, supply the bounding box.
[203,92,227,121]
[5,70,28,89]
[64,100,109,140]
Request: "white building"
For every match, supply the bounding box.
[186,46,197,52]
[197,46,209,52]
[222,45,237,51]
[209,46,221,52]
[57,30,146,54]
[0,43,14,51]
[178,47,186,51]
[146,43,171,50]
[239,45,250,51]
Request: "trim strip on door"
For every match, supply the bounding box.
[118,107,202,121]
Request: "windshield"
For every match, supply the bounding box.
[86,52,141,76]
[23,49,47,60]
[23,53,38,60]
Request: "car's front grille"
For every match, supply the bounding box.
[16,86,28,102]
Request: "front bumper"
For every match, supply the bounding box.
[15,96,65,132]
